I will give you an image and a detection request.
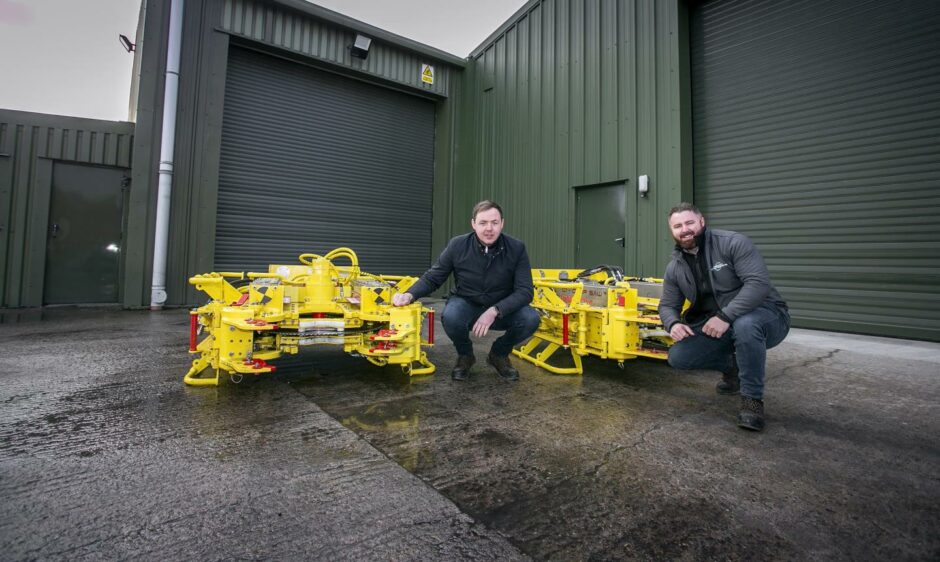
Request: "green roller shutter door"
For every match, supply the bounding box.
[216,47,435,276]
[690,0,940,341]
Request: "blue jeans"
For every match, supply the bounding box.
[441,296,541,357]
[667,304,790,400]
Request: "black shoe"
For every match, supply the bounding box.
[737,396,765,431]
[452,354,475,381]
[487,352,519,381]
[716,356,740,395]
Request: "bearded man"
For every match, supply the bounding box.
[659,202,790,431]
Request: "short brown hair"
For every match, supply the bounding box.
[667,202,702,219]
[472,200,503,221]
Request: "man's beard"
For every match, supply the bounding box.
[675,232,698,250]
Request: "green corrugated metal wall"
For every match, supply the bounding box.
[453,0,692,276]
[221,0,455,97]
[123,0,940,343]
[125,0,463,306]
[690,0,940,341]
[0,110,134,308]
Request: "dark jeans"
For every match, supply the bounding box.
[667,303,790,400]
[441,295,541,357]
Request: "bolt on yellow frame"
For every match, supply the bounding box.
[512,268,673,375]
[184,247,435,386]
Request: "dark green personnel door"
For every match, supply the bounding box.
[44,163,128,304]
[575,182,626,270]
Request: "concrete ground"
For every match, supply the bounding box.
[1,304,937,561]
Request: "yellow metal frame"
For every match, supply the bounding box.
[184,247,435,386]
[512,268,673,375]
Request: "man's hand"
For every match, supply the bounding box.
[669,323,695,342]
[702,315,730,339]
[392,292,414,307]
[472,307,499,338]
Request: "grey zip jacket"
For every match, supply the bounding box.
[658,228,788,331]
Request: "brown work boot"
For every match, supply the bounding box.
[716,356,740,395]
[487,352,519,381]
[452,354,475,381]
[737,396,765,431]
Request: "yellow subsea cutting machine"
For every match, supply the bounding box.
[513,266,674,375]
[184,247,435,386]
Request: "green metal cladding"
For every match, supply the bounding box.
[220,0,460,97]
[452,0,692,276]
[0,110,134,307]
[126,0,691,306]
[124,0,463,307]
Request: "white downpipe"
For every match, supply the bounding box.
[150,0,185,310]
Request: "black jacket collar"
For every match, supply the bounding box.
[474,233,505,255]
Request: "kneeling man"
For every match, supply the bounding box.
[659,203,790,431]
[393,200,540,381]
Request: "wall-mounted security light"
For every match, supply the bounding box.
[350,34,372,59]
[119,34,136,53]
[638,174,650,197]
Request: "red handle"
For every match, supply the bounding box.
[189,313,198,352]
[562,313,569,347]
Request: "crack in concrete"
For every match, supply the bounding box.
[768,349,840,381]
[586,414,694,477]
[588,443,628,477]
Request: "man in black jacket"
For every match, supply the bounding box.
[393,200,540,381]
[659,203,790,431]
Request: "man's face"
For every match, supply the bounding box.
[669,210,705,250]
[472,207,504,246]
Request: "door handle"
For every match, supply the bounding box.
[51,223,60,238]
[614,237,625,247]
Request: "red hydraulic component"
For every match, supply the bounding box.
[427,310,435,344]
[233,293,249,306]
[562,313,569,347]
[189,312,198,352]
[369,341,398,353]
[370,329,398,340]
[245,319,278,329]
[243,358,276,372]
[617,295,625,307]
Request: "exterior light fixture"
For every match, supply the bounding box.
[638,175,650,197]
[350,34,372,59]
[119,34,136,52]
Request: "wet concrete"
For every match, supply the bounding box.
[0,308,523,561]
[1,304,938,560]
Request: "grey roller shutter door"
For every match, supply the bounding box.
[216,47,435,276]
[690,0,940,341]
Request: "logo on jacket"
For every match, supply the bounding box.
[711,261,729,272]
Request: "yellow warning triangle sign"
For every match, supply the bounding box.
[421,64,434,84]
